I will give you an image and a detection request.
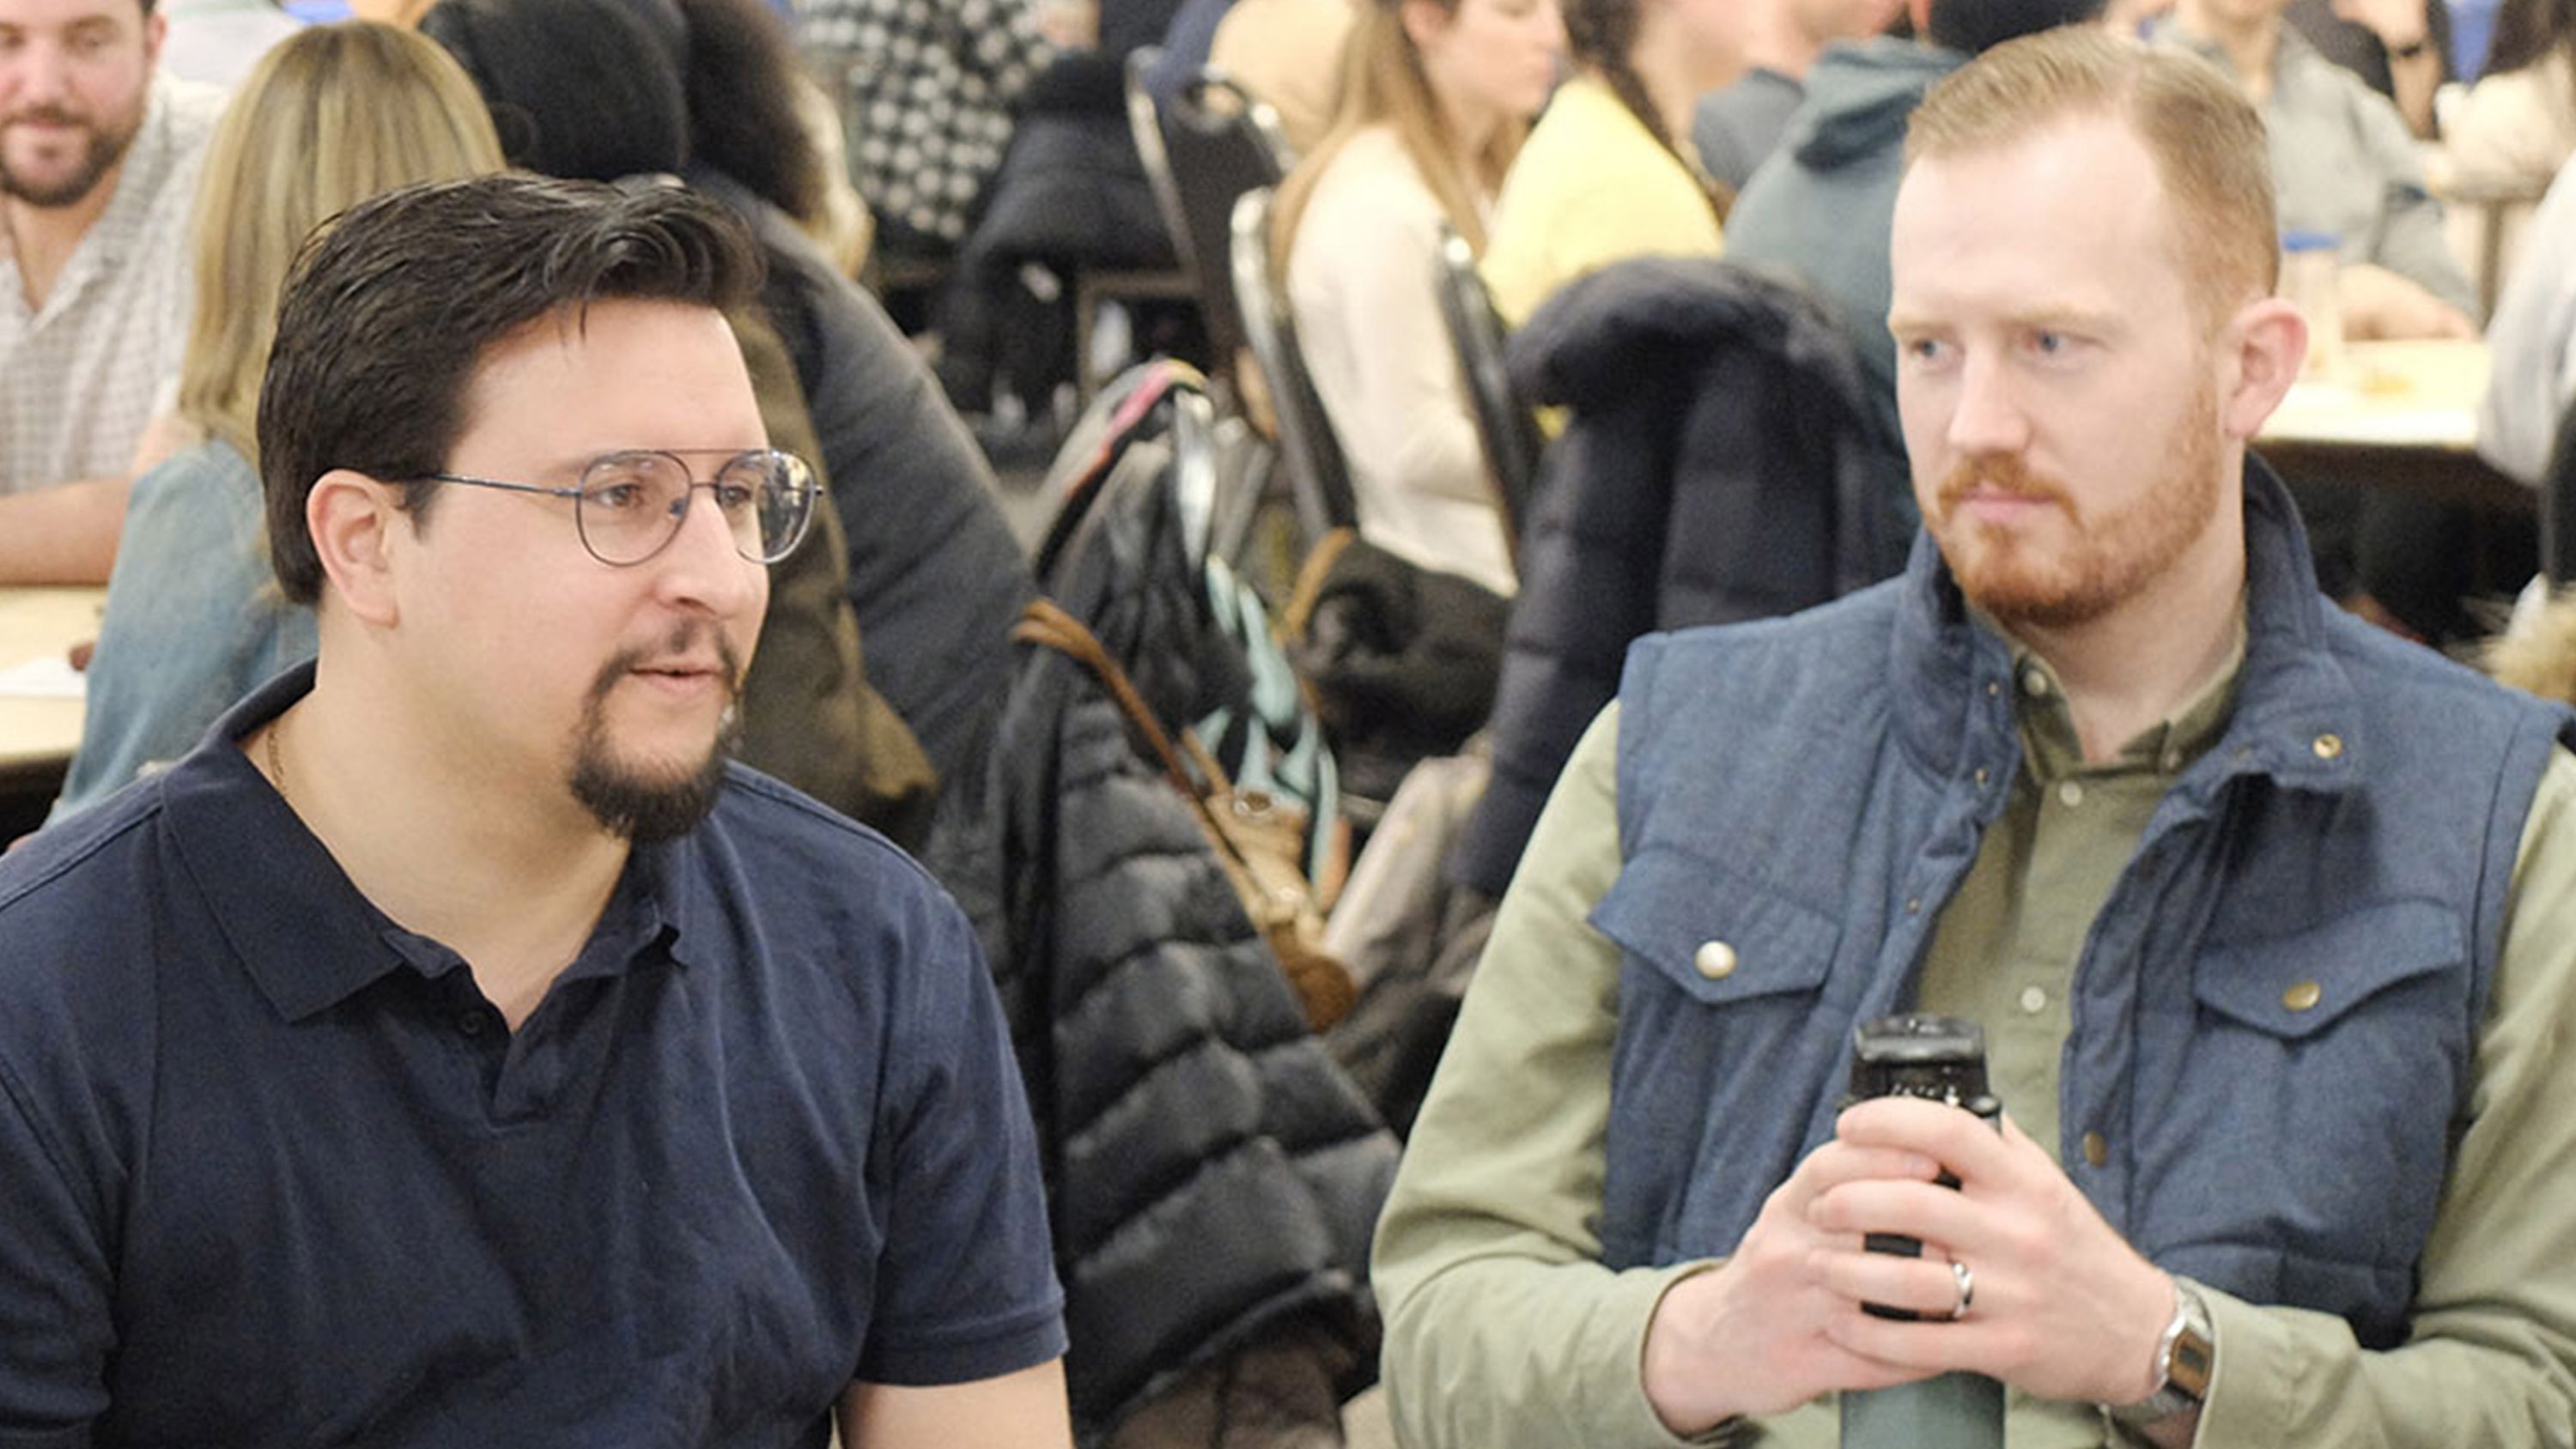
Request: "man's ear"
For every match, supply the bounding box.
[141,8,167,66]
[2218,294,2306,440]
[307,470,405,627]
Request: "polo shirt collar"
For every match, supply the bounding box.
[163,662,696,1023]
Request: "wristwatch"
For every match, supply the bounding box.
[2103,1276,2214,1433]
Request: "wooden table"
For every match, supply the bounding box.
[0,587,103,829]
[2256,339,2533,516]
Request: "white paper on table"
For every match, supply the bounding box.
[0,654,86,700]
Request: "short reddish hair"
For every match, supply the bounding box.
[1905,27,2278,327]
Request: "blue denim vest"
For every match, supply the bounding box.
[1590,464,2572,1349]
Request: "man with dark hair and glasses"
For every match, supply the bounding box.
[0,173,1074,1446]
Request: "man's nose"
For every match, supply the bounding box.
[653,486,768,617]
[4,41,75,107]
[1946,351,2032,458]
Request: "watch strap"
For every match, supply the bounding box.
[2104,1276,2214,1429]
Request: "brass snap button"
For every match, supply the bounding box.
[1692,941,1738,979]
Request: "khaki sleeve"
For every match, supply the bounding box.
[2192,748,2576,1446]
[1373,705,1718,1449]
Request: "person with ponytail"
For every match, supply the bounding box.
[1477,0,1741,326]
[1273,0,1562,597]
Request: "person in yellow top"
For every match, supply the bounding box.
[1479,0,1741,326]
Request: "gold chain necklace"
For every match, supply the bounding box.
[264,714,293,811]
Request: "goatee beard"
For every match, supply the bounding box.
[1929,383,2223,632]
[567,627,747,844]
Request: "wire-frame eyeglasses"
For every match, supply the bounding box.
[417,447,818,566]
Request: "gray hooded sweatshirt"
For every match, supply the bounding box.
[1722,37,1965,445]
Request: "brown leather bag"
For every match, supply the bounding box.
[1016,599,1357,1031]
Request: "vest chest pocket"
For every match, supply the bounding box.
[2158,899,2471,1326]
[2190,899,2466,1040]
[1593,849,1843,1007]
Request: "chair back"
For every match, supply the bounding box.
[1123,47,1194,274]
[1433,223,1541,550]
[2545,388,2576,587]
[1162,67,1297,365]
[2445,171,2551,319]
[1034,360,1226,588]
[1230,185,1359,537]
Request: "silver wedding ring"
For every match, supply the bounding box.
[1947,1259,1975,1321]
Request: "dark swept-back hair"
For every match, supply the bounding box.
[257,173,764,604]
[1924,0,2108,55]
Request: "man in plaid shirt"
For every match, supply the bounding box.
[0,0,219,583]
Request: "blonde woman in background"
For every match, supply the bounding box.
[1477,0,1741,326]
[1274,0,1563,597]
[52,21,503,818]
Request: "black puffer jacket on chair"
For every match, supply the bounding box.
[1449,256,1915,897]
[930,402,1395,1443]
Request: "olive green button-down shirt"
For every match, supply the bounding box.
[1900,628,2245,1447]
[1914,625,2246,1168]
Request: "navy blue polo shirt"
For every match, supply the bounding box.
[0,666,1066,1446]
